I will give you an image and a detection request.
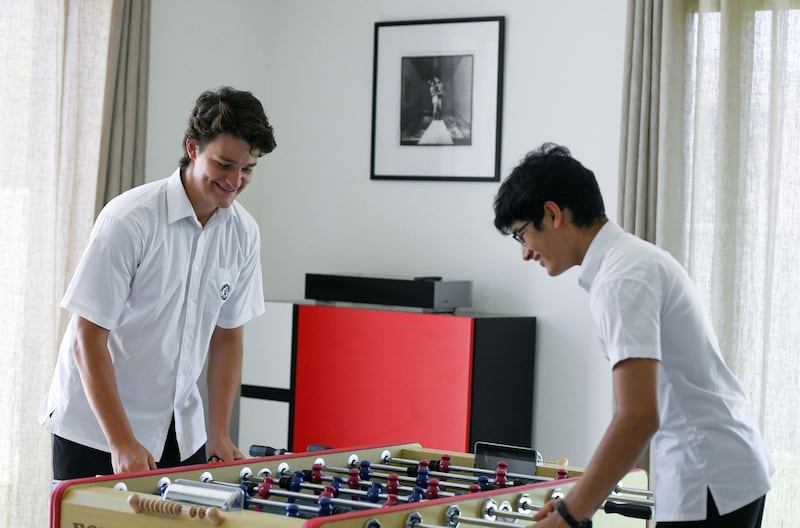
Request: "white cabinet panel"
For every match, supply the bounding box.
[241,301,293,388]
[237,397,290,455]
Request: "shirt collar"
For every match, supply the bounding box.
[578,220,624,292]
[166,168,234,226]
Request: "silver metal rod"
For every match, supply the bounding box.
[615,485,654,497]
[451,514,524,528]
[368,462,478,483]
[607,494,654,507]
[267,487,383,510]
[323,465,464,493]
[247,496,319,515]
[385,455,549,484]
[487,509,534,522]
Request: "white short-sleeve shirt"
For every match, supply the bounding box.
[578,221,773,522]
[39,169,265,461]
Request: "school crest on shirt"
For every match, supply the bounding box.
[220,283,231,301]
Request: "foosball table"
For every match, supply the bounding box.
[50,442,653,527]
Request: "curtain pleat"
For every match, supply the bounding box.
[619,0,662,243]
[97,0,150,211]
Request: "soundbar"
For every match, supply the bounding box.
[304,273,472,311]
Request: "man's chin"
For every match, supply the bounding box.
[214,195,236,208]
[547,263,578,277]
[542,263,560,276]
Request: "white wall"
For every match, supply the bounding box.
[147,0,628,467]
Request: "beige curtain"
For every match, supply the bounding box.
[98,0,150,211]
[617,0,671,479]
[619,0,661,242]
[0,1,148,526]
[619,1,800,526]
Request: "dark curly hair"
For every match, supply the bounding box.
[180,86,277,168]
[493,143,606,234]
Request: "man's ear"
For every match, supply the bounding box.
[186,138,198,160]
[543,201,564,228]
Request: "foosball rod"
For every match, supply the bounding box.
[516,492,654,521]
[383,451,653,498]
[200,467,444,506]
[219,461,501,499]
[198,471,396,507]
[238,466,457,501]
[256,475,418,503]
[275,454,530,492]
[247,493,387,517]
[323,464,473,493]
[309,474,455,501]
[161,473,401,515]
[366,460,518,485]
[254,479,387,510]
[408,495,653,528]
[334,461,654,520]
[406,505,521,528]
[249,474,654,523]
[383,452,551,483]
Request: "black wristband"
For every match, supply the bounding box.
[555,500,592,528]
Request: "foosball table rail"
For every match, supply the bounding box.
[51,442,651,528]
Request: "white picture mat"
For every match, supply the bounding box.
[373,20,501,179]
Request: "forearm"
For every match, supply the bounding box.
[206,326,243,438]
[560,357,659,520]
[562,409,656,519]
[72,317,136,448]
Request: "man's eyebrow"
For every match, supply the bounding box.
[217,155,257,168]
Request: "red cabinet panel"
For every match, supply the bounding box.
[293,305,475,452]
[240,301,536,455]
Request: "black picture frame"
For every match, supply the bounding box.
[370,16,505,182]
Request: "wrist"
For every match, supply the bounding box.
[555,500,592,528]
[106,425,137,449]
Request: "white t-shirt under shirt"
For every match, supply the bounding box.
[39,169,265,461]
[578,221,773,522]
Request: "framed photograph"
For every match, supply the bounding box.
[370,16,505,182]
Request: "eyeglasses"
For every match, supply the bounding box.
[511,221,531,245]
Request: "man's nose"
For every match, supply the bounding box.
[225,168,243,187]
[522,246,534,261]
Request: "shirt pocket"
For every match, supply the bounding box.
[204,267,238,320]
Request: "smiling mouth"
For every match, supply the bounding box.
[214,181,236,193]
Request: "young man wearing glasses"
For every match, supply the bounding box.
[493,143,772,527]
